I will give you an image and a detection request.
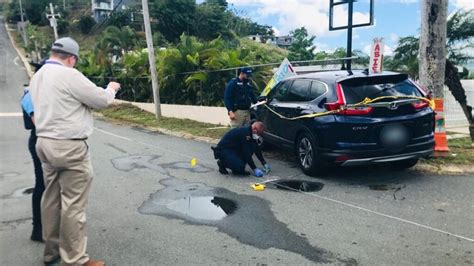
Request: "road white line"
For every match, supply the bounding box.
[95,126,474,243]
[299,191,474,243]
[0,112,22,117]
[13,56,19,66]
[94,127,133,141]
[95,126,214,164]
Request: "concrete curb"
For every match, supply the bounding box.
[4,21,34,78]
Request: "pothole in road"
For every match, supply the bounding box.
[272,180,324,192]
[0,186,34,199]
[23,187,34,195]
[369,184,389,191]
[166,196,236,221]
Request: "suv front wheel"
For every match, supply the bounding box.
[296,132,324,176]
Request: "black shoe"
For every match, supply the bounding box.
[44,256,60,266]
[31,229,44,243]
[217,160,228,174]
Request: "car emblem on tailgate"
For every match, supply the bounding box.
[388,102,399,110]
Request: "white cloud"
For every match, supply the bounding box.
[452,0,474,11]
[227,0,371,37]
[389,33,399,43]
[272,26,281,36]
[314,42,336,53]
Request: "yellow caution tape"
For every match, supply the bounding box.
[261,95,433,121]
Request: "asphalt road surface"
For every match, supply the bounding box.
[1,17,473,265]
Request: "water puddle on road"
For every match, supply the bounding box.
[166,196,236,221]
[138,178,354,264]
[111,155,355,264]
[272,180,324,192]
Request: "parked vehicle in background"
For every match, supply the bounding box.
[254,70,435,176]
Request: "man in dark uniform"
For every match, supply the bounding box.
[211,121,266,177]
[224,67,258,128]
[21,83,44,242]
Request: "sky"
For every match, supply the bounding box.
[200,0,473,56]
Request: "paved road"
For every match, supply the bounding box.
[1,17,473,265]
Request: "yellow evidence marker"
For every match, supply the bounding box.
[190,158,197,167]
[251,183,265,191]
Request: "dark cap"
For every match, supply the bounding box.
[239,67,253,77]
[51,37,80,58]
[29,58,47,72]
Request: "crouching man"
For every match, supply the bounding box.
[211,121,267,177]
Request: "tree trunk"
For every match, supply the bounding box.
[445,59,474,141]
[419,0,448,98]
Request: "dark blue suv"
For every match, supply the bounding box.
[254,70,435,175]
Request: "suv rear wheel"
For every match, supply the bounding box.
[296,132,324,176]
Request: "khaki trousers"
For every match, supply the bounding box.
[36,137,93,266]
[230,109,251,128]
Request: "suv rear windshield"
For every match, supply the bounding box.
[340,75,423,104]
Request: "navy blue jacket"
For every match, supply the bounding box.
[217,126,258,169]
[224,77,257,112]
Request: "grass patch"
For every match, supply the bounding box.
[99,103,229,140]
[421,137,473,165]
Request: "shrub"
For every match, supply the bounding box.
[56,19,69,34]
[78,16,96,34]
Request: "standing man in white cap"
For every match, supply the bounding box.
[29,37,120,266]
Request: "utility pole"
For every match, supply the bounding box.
[18,0,28,47]
[46,3,60,40]
[141,0,161,118]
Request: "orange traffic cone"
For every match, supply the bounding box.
[434,98,449,157]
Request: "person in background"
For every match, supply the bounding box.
[29,37,120,266]
[21,62,44,242]
[224,67,258,128]
[211,121,267,177]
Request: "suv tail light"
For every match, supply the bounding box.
[324,83,373,116]
[412,100,429,110]
[410,79,431,110]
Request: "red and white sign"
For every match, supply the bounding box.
[369,38,384,74]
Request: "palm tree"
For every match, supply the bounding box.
[97,26,142,58]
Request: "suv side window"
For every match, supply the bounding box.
[273,80,292,101]
[310,81,327,100]
[285,79,311,102]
